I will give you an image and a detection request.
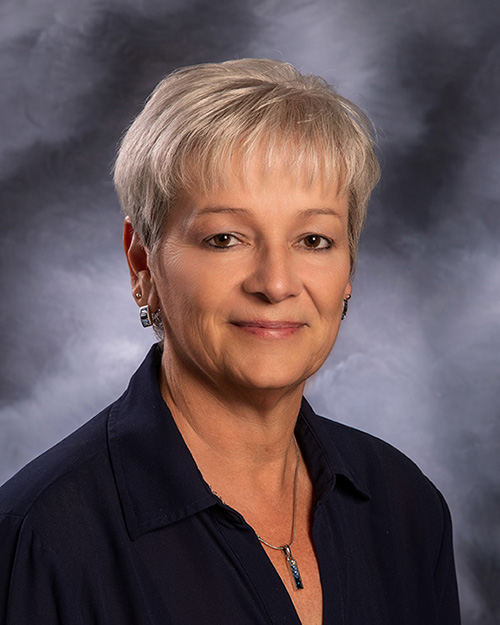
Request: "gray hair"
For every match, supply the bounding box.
[114,58,380,272]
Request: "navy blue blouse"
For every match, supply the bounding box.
[0,345,460,624]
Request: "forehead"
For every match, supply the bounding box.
[170,155,349,232]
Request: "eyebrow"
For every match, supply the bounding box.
[194,206,251,216]
[297,208,342,218]
[194,206,342,218]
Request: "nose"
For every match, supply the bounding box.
[242,244,303,304]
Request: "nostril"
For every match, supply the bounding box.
[243,270,302,303]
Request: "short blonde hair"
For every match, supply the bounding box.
[114,58,380,273]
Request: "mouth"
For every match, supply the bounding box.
[231,320,305,338]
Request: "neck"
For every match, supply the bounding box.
[159,348,304,488]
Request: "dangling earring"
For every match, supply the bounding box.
[139,305,153,328]
[341,294,351,320]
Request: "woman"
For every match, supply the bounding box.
[0,59,460,624]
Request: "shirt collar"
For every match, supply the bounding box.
[297,398,371,503]
[108,345,369,541]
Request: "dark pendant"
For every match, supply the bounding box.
[282,545,304,590]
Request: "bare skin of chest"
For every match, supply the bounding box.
[262,534,323,625]
[235,468,323,625]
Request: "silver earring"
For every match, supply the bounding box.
[139,305,153,328]
[341,294,351,320]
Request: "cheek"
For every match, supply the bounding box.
[309,269,350,316]
[156,263,231,326]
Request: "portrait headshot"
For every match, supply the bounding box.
[0,1,499,624]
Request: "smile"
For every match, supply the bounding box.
[231,320,305,338]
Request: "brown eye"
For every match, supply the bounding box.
[302,235,331,250]
[214,234,231,246]
[206,233,239,248]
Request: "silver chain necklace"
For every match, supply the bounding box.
[209,438,304,590]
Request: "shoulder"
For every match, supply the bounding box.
[309,410,450,527]
[0,400,124,607]
[305,408,460,620]
[318,414,424,475]
[0,400,126,623]
[313,412,454,561]
[0,403,111,521]
[321,415,440,487]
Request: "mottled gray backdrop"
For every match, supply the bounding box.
[1,0,499,622]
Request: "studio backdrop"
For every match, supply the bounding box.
[0,1,499,623]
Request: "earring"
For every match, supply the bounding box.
[135,292,142,299]
[341,294,351,320]
[139,305,153,328]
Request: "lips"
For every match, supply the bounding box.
[231,320,305,338]
[234,320,304,329]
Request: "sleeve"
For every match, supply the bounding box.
[433,489,461,624]
[0,514,77,625]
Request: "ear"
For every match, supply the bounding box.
[123,217,159,309]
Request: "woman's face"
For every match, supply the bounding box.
[151,159,352,396]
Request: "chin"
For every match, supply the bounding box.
[230,360,315,394]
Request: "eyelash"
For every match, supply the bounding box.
[298,234,333,251]
[204,233,242,249]
[204,233,334,251]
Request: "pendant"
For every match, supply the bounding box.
[282,545,304,590]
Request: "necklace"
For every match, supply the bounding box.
[209,438,304,590]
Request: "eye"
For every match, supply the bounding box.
[205,233,240,248]
[300,234,333,250]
